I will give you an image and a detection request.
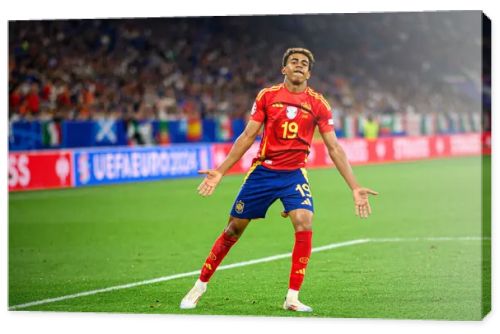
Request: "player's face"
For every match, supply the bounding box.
[282,53,311,85]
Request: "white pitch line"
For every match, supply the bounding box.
[9,236,486,310]
[9,239,369,310]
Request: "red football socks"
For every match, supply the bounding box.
[199,231,238,283]
[289,230,313,291]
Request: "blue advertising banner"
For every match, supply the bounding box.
[93,119,125,146]
[63,120,127,148]
[10,118,267,151]
[9,121,43,150]
[73,144,211,187]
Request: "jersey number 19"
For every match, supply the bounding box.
[281,121,298,139]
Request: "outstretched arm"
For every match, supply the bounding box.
[320,130,378,218]
[197,120,262,197]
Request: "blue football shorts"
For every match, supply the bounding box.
[230,163,314,219]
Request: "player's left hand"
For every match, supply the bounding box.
[197,169,223,197]
[352,187,378,219]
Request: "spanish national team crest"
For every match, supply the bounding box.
[235,200,245,214]
[286,106,298,119]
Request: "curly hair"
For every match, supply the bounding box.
[282,48,315,70]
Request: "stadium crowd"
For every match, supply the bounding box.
[9,12,482,132]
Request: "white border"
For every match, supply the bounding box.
[1,1,498,334]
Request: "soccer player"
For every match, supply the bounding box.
[180,47,378,312]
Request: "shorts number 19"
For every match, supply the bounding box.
[295,183,312,197]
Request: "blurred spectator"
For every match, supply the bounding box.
[8,12,482,137]
[363,115,380,141]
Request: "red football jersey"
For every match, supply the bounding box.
[250,83,334,170]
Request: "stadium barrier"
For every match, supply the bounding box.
[9,133,484,192]
[9,119,247,150]
[9,150,73,191]
[9,144,211,191]
[10,112,480,151]
[211,133,484,174]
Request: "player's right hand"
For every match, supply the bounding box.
[197,170,223,197]
[352,187,379,219]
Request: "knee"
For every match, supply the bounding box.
[224,223,243,238]
[224,217,247,238]
[295,221,312,232]
[292,211,313,232]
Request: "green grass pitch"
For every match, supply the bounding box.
[9,156,490,320]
